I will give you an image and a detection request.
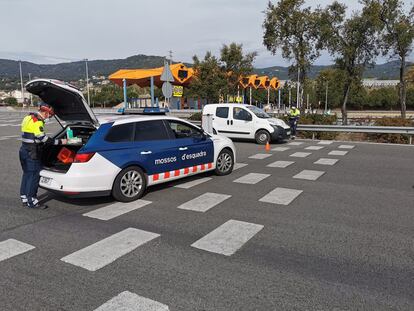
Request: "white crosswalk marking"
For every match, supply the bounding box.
[83,200,152,221]
[61,228,160,271]
[290,152,311,158]
[233,163,248,170]
[329,150,348,156]
[305,146,324,150]
[191,220,264,256]
[271,146,290,152]
[293,170,325,180]
[249,153,272,159]
[94,291,169,311]
[177,192,231,212]
[233,173,270,184]
[338,145,355,149]
[314,158,339,166]
[259,187,303,205]
[288,141,303,146]
[267,160,295,168]
[0,239,35,262]
[318,141,333,145]
[175,177,212,189]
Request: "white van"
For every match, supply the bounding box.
[202,103,291,144]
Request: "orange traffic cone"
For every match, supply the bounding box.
[265,141,271,152]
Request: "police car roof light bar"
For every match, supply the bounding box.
[122,107,169,115]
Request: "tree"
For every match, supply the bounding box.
[4,97,18,106]
[365,0,414,118]
[263,0,319,98]
[188,52,227,104]
[220,43,257,95]
[316,2,381,124]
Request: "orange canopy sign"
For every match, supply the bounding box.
[109,63,194,88]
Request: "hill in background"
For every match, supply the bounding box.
[0,54,411,82]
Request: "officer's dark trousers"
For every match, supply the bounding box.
[289,118,298,136]
[19,146,41,207]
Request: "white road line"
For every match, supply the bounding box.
[248,153,273,159]
[0,239,35,262]
[288,141,303,146]
[94,291,169,311]
[83,200,152,221]
[177,192,231,212]
[233,173,270,184]
[271,146,290,152]
[191,220,264,256]
[290,152,311,158]
[267,160,295,168]
[328,150,349,156]
[61,228,160,271]
[305,146,324,150]
[338,145,355,149]
[259,187,303,205]
[293,169,325,181]
[174,177,212,189]
[314,158,339,166]
[318,141,333,145]
[233,163,248,170]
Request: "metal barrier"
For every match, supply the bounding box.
[297,124,414,144]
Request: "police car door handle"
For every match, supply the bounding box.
[140,151,152,155]
[179,147,188,151]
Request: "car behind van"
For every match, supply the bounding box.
[202,103,290,144]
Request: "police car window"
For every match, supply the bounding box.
[134,120,169,141]
[233,107,251,121]
[105,123,134,142]
[216,107,229,118]
[167,121,201,139]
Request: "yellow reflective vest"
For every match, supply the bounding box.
[21,113,52,144]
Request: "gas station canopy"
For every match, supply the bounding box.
[109,63,194,88]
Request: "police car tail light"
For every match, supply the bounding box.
[74,152,95,163]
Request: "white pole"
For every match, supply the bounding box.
[278,88,281,111]
[28,73,33,106]
[288,87,291,109]
[85,59,90,106]
[296,66,300,108]
[19,60,24,107]
[249,87,252,105]
[325,81,328,112]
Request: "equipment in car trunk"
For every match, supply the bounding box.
[57,147,76,164]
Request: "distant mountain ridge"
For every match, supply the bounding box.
[0,54,411,81]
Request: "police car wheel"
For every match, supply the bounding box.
[255,130,270,145]
[215,149,234,176]
[112,166,146,202]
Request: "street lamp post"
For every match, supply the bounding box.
[85,59,91,106]
[325,80,328,113]
[19,60,24,107]
[28,73,33,106]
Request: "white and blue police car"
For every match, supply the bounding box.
[26,79,236,202]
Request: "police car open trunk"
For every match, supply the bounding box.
[25,79,99,172]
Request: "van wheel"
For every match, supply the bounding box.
[255,130,270,145]
[215,149,234,176]
[112,166,146,202]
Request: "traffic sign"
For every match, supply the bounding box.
[162,82,173,98]
[160,60,174,82]
[173,85,183,97]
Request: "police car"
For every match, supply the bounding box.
[26,79,236,202]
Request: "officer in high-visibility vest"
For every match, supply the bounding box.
[19,103,67,209]
[288,106,300,139]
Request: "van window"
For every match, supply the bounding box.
[105,123,134,142]
[216,107,229,118]
[167,120,203,139]
[233,107,252,121]
[134,120,170,141]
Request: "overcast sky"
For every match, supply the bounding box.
[0,0,412,67]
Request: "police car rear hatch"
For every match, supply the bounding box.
[26,79,99,127]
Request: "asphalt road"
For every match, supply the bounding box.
[0,111,413,311]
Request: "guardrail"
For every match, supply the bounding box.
[297,124,414,144]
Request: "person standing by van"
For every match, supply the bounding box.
[288,106,300,139]
[19,103,67,209]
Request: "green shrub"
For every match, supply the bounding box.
[282,113,339,140]
[368,117,414,144]
[188,112,202,121]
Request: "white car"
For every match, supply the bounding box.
[203,103,291,144]
[26,79,236,202]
